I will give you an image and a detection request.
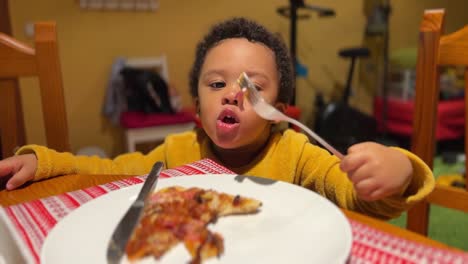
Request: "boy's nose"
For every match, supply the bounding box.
[222,86,244,108]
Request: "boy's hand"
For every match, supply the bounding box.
[0,154,38,190]
[339,142,413,201]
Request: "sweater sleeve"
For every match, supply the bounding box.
[299,144,435,220]
[16,144,166,181]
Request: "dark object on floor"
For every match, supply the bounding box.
[441,152,460,164]
[316,103,377,153]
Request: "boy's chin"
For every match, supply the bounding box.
[212,140,241,150]
[212,138,262,152]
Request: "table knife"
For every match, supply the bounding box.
[106,161,164,264]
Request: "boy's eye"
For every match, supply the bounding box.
[254,85,262,91]
[210,82,226,89]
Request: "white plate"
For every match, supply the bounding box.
[41,174,352,264]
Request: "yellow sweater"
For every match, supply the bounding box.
[17,128,434,219]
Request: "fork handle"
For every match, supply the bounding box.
[286,117,344,159]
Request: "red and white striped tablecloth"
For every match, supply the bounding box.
[1,159,467,263]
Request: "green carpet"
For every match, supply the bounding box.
[389,207,468,251]
[388,155,468,251]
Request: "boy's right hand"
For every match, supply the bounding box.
[0,154,38,190]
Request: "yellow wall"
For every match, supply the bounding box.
[8,0,467,157]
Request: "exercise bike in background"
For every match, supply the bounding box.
[311,0,386,154]
[277,0,377,154]
[314,47,377,154]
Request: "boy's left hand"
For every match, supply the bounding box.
[339,142,413,201]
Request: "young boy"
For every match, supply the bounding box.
[0,17,433,220]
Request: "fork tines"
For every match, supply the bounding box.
[237,72,260,104]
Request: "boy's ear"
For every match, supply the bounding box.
[275,102,287,113]
[272,102,287,124]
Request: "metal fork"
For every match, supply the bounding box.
[238,72,344,159]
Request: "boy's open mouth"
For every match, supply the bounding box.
[222,115,237,124]
[217,109,240,125]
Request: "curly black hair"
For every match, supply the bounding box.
[189,17,294,104]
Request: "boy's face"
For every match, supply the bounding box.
[197,38,281,150]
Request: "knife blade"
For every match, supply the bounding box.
[106,161,164,264]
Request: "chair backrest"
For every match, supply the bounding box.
[0,22,70,158]
[407,9,468,235]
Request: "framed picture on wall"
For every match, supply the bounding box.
[78,0,159,11]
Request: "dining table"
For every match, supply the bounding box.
[0,158,467,263]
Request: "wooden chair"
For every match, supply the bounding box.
[407,9,468,235]
[0,22,70,158]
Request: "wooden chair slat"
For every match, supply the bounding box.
[407,9,468,236]
[0,22,70,158]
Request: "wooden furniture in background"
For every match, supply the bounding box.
[0,22,70,158]
[0,0,24,160]
[407,9,468,235]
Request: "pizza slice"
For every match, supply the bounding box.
[125,186,262,263]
